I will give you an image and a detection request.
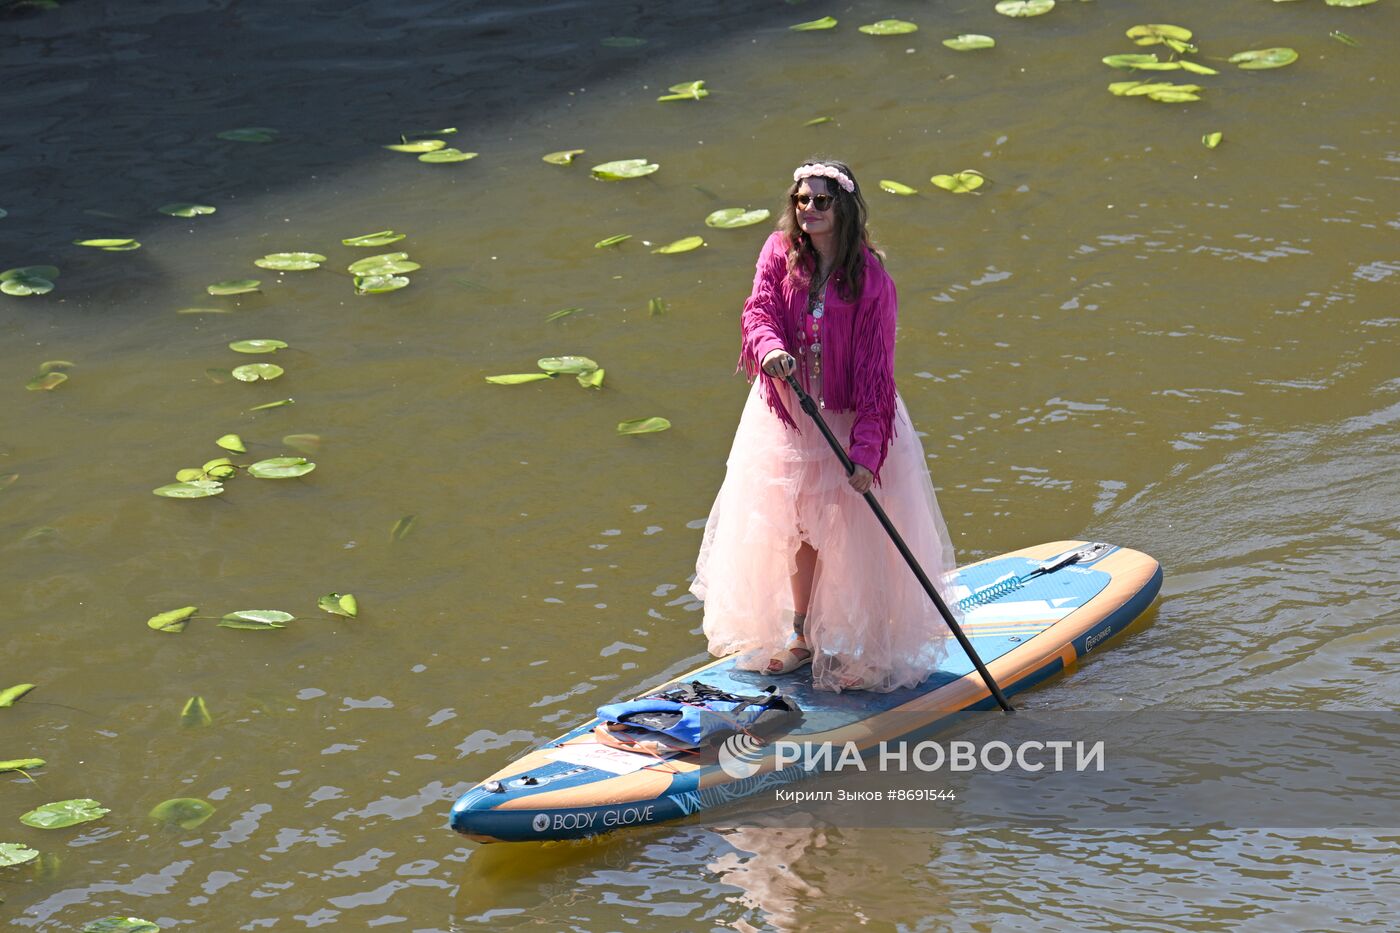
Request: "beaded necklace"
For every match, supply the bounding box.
[798,263,832,409]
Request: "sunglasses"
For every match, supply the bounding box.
[793,193,835,212]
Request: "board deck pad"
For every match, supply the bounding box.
[450,540,1161,842]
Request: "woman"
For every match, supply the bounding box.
[690,159,961,693]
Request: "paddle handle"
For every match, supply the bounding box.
[782,374,1015,713]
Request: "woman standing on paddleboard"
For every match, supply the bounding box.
[691,159,961,693]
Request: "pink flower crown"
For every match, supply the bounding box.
[793,162,855,193]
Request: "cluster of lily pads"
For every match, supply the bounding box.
[1103,22,1308,111]
[0,682,208,931]
[483,356,672,435]
[487,355,605,389]
[146,594,356,635]
[152,428,315,499]
[382,127,477,164]
[198,232,421,303]
[790,11,997,47]
[878,171,987,197]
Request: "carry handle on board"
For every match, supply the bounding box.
[782,373,1015,714]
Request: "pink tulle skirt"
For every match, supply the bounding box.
[691,380,960,692]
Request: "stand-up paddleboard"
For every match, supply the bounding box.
[449,540,1161,843]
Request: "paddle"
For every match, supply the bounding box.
[782,373,1015,713]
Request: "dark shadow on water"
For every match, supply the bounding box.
[1,0,819,302]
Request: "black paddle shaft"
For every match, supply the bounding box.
[782,373,1015,713]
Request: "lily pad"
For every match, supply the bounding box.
[1325,0,1378,5]
[1147,89,1201,102]
[1177,60,1219,75]
[618,417,671,436]
[384,139,446,153]
[342,230,406,247]
[254,252,325,271]
[653,236,705,254]
[26,372,67,391]
[282,433,321,454]
[229,339,287,354]
[543,149,585,165]
[215,434,246,453]
[201,458,237,480]
[81,921,162,933]
[790,16,837,31]
[1102,53,1162,69]
[591,159,659,181]
[152,481,224,499]
[1203,132,1223,149]
[1,266,58,297]
[159,203,216,217]
[995,0,1054,17]
[418,148,478,163]
[930,170,985,194]
[177,307,230,315]
[577,368,605,389]
[858,19,918,35]
[705,208,771,228]
[390,514,416,541]
[318,593,358,618]
[1109,81,1203,101]
[147,606,198,633]
[149,797,215,830]
[657,80,708,102]
[40,360,74,374]
[546,307,583,322]
[347,253,420,276]
[485,373,554,385]
[1126,24,1192,45]
[0,843,40,867]
[537,356,599,375]
[1229,48,1298,70]
[0,683,36,707]
[0,758,46,774]
[943,34,995,51]
[74,238,140,251]
[804,116,833,126]
[218,609,294,630]
[353,274,410,295]
[594,234,632,248]
[20,798,109,829]
[217,127,277,143]
[247,457,314,479]
[232,363,284,382]
[207,279,261,296]
[249,398,294,411]
[180,695,212,727]
[879,180,918,195]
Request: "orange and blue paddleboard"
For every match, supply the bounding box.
[449,540,1161,842]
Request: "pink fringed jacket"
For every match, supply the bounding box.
[739,231,899,480]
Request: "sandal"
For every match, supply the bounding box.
[765,636,813,675]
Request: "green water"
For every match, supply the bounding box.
[3,0,1397,929]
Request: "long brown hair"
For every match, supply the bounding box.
[777,158,882,302]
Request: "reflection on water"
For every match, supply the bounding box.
[4,0,1398,928]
